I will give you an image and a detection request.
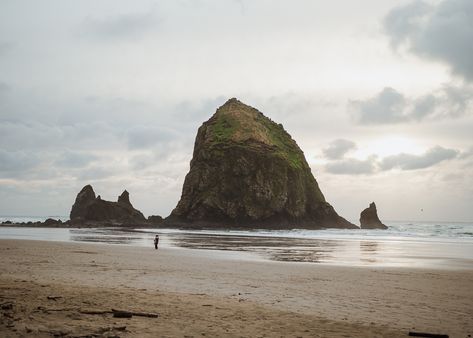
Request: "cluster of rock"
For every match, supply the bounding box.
[70,185,144,224]
[1,98,389,230]
[1,218,65,227]
[68,185,162,226]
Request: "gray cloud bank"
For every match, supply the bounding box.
[322,139,357,160]
[351,84,473,124]
[0,150,39,174]
[351,0,473,125]
[380,146,458,170]
[323,141,460,175]
[384,0,473,81]
[325,156,377,175]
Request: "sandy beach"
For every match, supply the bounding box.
[1,239,472,337]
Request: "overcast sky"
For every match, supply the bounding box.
[0,0,472,222]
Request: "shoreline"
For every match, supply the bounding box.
[1,239,472,337]
[1,226,473,270]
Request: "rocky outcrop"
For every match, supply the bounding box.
[360,202,387,229]
[43,218,62,226]
[70,185,146,224]
[167,98,356,229]
[148,215,164,225]
[118,190,131,205]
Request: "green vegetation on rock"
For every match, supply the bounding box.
[207,98,305,169]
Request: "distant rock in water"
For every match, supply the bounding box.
[167,98,356,229]
[70,185,146,224]
[43,218,62,226]
[148,215,163,225]
[360,202,387,229]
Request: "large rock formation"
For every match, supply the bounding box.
[360,202,387,229]
[167,98,356,229]
[70,185,146,224]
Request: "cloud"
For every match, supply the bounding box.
[458,147,473,160]
[325,156,376,175]
[0,150,41,177]
[441,84,473,117]
[0,148,106,180]
[325,146,459,175]
[77,166,117,181]
[0,41,13,57]
[383,0,434,48]
[384,0,473,81]
[351,84,473,124]
[380,146,458,170]
[353,0,473,125]
[322,139,357,160]
[325,156,377,175]
[78,11,160,41]
[54,151,98,168]
[0,82,10,99]
[126,126,178,150]
[351,87,406,124]
[0,121,122,152]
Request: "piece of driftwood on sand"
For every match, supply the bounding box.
[79,308,159,318]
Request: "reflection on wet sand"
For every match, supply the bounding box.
[166,233,351,264]
[69,229,145,245]
[64,230,408,266]
[360,241,379,264]
[3,226,465,268]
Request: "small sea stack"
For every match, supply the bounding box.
[360,202,387,229]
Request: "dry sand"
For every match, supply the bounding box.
[0,239,472,337]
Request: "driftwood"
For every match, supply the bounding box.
[47,296,63,301]
[79,308,158,318]
[112,308,159,318]
[112,310,133,318]
[408,332,449,338]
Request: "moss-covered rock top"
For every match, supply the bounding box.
[202,98,306,169]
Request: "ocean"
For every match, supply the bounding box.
[1,216,472,269]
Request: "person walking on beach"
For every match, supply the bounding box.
[154,234,159,250]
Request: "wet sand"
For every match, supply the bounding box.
[2,226,473,269]
[1,239,472,337]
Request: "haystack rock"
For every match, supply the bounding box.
[70,185,146,224]
[167,98,357,229]
[360,202,387,229]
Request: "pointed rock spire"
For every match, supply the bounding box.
[70,184,96,220]
[360,202,387,229]
[118,190,131,206]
